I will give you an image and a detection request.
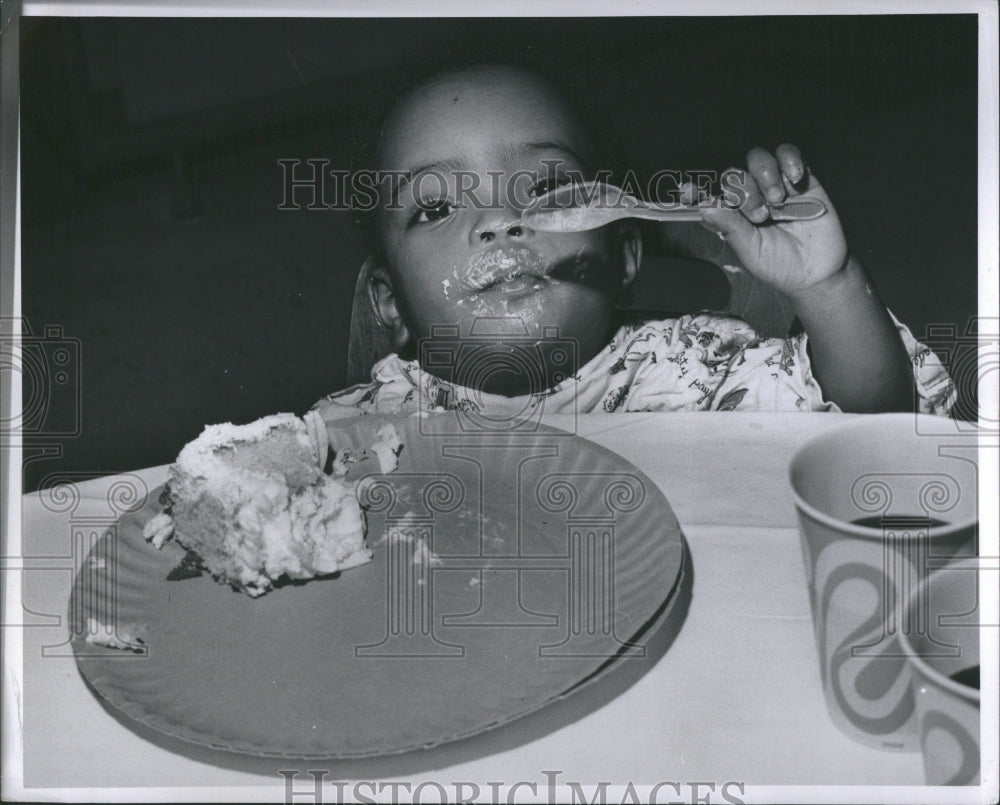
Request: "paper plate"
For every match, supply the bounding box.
[70,413,686,759]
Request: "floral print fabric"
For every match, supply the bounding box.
[314,311,956,420]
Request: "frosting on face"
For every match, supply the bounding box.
[457,247,548,291]
[448,247,564,321]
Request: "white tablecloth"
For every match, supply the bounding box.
[10,412,987,801]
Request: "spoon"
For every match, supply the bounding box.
[521,181,827,233]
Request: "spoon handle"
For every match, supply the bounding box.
[640,196,828,222]
[521,183,828,232]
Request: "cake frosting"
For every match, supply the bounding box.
[144,411,400,597]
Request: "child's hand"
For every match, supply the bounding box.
[697,144,916,413]
[698,145,849,299]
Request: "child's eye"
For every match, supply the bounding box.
[529,175,572,198]
[413,199,457,224]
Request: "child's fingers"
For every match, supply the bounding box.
[775,143,805,186]
[700,201,760,245]
[746,147,786,206]
[725,165,769,223]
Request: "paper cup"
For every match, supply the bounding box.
[899,559,981,785]
[789,414,978,751]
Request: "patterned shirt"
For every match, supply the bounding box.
[313,311,956,420]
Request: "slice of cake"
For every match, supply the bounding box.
[144,412,400,597]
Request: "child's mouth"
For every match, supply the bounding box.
[461,247,548,292]
[479,272,548,295]
[460,247,588,293]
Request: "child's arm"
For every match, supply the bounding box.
[699,145,915,413]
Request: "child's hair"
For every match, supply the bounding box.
[345,55,628,270]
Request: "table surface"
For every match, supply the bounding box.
[10,412,987,800]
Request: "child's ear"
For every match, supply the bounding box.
[617,220,642,305]
[367,263,411,352]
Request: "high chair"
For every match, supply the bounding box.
[345,220,797,386]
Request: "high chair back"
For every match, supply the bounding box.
[345,221,796,386]
[346,256,393,388]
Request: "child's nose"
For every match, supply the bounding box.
[473,219,527,244]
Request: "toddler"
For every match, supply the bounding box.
[315,64,954,420]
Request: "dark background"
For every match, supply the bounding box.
[20,15,979,492]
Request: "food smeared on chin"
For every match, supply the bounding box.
[142,411,403,598]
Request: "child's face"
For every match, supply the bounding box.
[371,66,640,395]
